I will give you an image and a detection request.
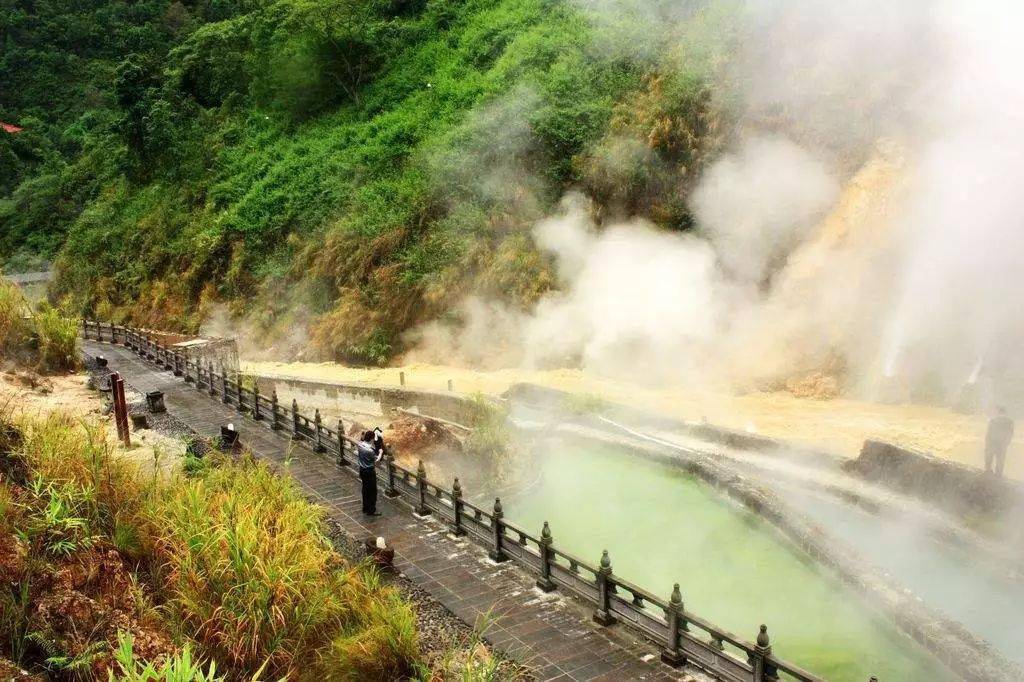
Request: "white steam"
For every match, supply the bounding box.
[412,0,1024,409]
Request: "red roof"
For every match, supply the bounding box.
[1,122,23,134]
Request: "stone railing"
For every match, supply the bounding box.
[82,319,842,682]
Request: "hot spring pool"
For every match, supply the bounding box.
[476,436,948,681]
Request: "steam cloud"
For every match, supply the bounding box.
[412,0,1024,408]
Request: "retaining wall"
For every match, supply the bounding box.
[845,440,1024,516]
[255,374,483,426]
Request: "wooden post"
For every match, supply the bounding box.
[450,478,465,537]
[594,550,616,625]
[536,522,556,591]
[415,460,430,516]
[111,373,130,447]
[489,498,508,563]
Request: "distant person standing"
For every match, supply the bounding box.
[984,407,1014,477]
[358,429,384,516]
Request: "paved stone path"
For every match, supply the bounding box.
[84,340,702,682]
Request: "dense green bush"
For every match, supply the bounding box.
[2,0,730,363]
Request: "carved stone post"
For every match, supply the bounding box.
[208,363,217,397]
[270,391,280,430]
[750,625,777,682]
[661,584,686,667]
[172,352,182,376]
[415,460,431,516]
[290,398,301,440]
[384,452,398,498]
[336,420,347,466]
[221,368,229,403]
[252,384,261,421]
[536,521,555,592]
[313,410,325,452]
[594,550,616,625]
[109,321,116,344]
[489,498,508,563]
[413,458,430,512]
[449,478,465,537]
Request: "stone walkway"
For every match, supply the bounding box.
[84,340,702,682]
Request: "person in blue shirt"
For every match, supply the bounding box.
[357,429,384,515]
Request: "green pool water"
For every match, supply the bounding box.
[495,437,949,681]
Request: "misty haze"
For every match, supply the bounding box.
[3,0,1022,680]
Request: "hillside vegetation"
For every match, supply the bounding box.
[1,0,736,363]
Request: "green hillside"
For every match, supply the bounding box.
[1,0,735,363]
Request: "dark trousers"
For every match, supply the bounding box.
[360,466,378,513]
[985,445,1007,477]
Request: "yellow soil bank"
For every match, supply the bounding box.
[244,360,1023,482]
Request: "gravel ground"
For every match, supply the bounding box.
[83,352,530,680]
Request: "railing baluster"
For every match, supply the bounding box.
[489,498,508,563]
[449,478,465,536]
[270,391,280,430]
[750,625,776,682]
[336,419,347,466]
[384,452,398,498]
[291,398,300,439]
[594,550,615,625]
[236,377,245,413]
[313,409,325,452]
[415,460,430,516]
[536,522,555,592]
[252,384,261,420]
[661,584,685,667]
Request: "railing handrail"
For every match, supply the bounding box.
[81,318,830,682]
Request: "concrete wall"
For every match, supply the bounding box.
[255,374,483,427]
[845,439,1024,516]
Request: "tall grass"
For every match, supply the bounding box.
[33,303,80,372]
[0,280,79,372]
[148,458,418,678]
[1,413,421,679]
[0,280,30,353]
